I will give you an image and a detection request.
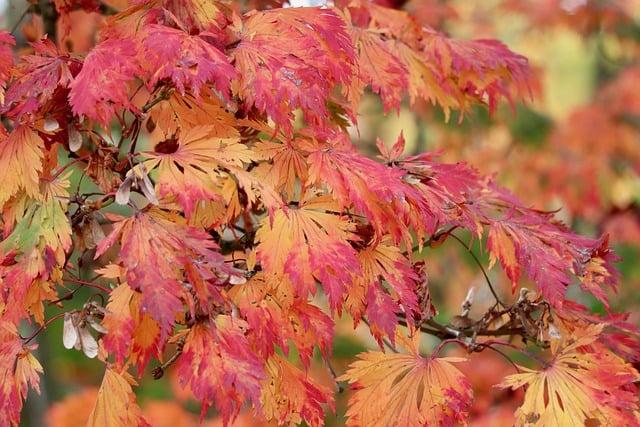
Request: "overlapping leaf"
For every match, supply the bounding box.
[261,354,334,427]
[232,7,355,133]
[69,37,140,125]
[0,30,15,105]
[0,322,43,427]
[229,273,334,366]
[2,39,75,119]
[0,125,44,207]
[176,316,265,424]
[95,210,229,340]
[255,195,361,311]
[339,334,473,427]
[144,125,253,216]
[142,24,236,97]
[499,324,640,426]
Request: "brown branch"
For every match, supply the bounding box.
[152,337,185,379]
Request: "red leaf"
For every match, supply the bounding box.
[142,25,236,98]
[176,316,265,423]
[69,37,140,125]
[3,38,75,119]
[232,8,355,133]
[0,30,15,105]
[0,321,43,427]
[95,210,229,340]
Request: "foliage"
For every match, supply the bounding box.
[0,1,638,426]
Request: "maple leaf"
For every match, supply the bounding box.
[247,119,313,198]
[0,30,15,105]
[231,7,354,133]
[229,273,334,366]
[307,139,428,244]
[347,236,420,345]
[176,316,265,424]
[142,24,236,98]
[261,354,334,427]
[163,0,230,33]
[86,368,149,427]
[339,333,473,426]
[95,210,229,341]
[358,3,535,116]
[421,29,535,113]
[255,195,361,311]
[100,283,136,368]
[499,324,640,426]
[1,189,72,322]
[149,92,239,139]
[0,321,43,427]
[69,37,140,125]
[144,125,254,216]
[484,204,619,307]
[2,38,75,119]
[398,152,487,236]
[344,20,408,112]
[0,125,44,207]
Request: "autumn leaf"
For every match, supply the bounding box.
[261,354,334,427]
[100,283,136,368]
[255,195,361,311]
[2,38,75,119]
[499,324,640,426]
[149,92,239,139]
[421,29,535,113]
[1,188,71,321]
[232,7,355,133]
[344,20,408,112]
[307,141,423,244]
[229,273,334,366]
[69,37,140,125]
[141,24,236,98]
[0,30,15,105]
[87,368,149,427]
[144,125,254,216]
[176,316,265,424]
[0,321,43,427]
[0,125,44,207]
[95,210,229,341]
[484,206,619,307]
[486,221,520,292]
[348,236,420,345]
[339,334,473,427]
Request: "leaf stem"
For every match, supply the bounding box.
[448,233,505,307]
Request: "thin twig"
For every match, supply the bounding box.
[64,277,111,294]
[21,312,67,344]
[448,233,505,307]
[152,337,185,379]
[11,6,31,35]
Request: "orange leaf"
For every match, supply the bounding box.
[0,125,44,207]
[339,334,473,426]
[87,368,148,427]
[261,354,334,427]
[499,324,640,426]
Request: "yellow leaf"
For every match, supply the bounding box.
[338,334,472,427]
[0,125,44,207]
[87,369,148,427]
[261,354,334,427]
[499,324,640,426]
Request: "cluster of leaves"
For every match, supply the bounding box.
[0,0,638,426]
